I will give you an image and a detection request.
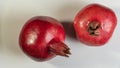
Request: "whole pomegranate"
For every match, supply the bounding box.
[19,16,71,61]
[74,4,117,46]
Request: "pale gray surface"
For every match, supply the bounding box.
[1,0,120,68]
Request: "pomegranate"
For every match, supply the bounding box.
[74,4,117,46]
[19,16,71,61]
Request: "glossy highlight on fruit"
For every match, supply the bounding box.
[74,4,117,46]
[19,16,71,61]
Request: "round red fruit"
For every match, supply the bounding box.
[19,16,71,61]
[74,4,117,46]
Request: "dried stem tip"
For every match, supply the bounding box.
[49,42,71,57]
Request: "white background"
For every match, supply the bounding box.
[0,0,120,68]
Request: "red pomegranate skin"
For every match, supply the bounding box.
[74,4,117,46]
[19,16,70,61]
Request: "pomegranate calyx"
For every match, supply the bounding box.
[88,21,101,36]
[49,42,71,57]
